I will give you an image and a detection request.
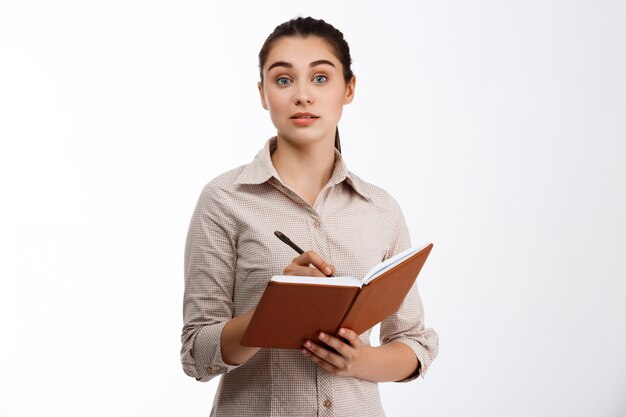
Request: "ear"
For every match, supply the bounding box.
[343,75,356,105]
[258,81,268,110]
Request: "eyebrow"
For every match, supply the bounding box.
[267,59,336,72]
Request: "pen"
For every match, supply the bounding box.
[274,231,334,277]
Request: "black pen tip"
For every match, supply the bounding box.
[274,231,283,238]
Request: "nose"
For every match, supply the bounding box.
[293,83,313,105]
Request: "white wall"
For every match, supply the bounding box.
[1,1,624,416]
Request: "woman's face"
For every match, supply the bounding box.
[259,36,355,148]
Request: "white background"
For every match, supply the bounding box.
[1,1,625,416]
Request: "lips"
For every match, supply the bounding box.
[290,112,319,127]
[290,112,319,120]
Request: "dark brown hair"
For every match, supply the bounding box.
[258,17,354,152]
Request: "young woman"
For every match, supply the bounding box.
[181,17,438,417]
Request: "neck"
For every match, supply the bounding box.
[270,135,336,203]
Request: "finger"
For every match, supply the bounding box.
[287,251,334,277]
[337,328,363,348]
[317,331,353,358]
[303,339,344,369]
[283,263,327,277]
[301,347,339,375]
[300,251,334,276]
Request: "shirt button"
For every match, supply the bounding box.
[206,367,213,374]
[323,399,332,408]
[313,220,321,229]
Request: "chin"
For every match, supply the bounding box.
[277,130,325,144]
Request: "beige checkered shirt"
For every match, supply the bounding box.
[181,137,438,417]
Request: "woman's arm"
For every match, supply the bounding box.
[181,184,253,382]
[220,309,261,365]
[301,328,419,382]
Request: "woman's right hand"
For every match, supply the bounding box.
[282,250,335,277]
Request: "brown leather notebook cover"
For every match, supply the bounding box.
[340,243,432,335]
[240,243,433,349]
[240,282,360,349]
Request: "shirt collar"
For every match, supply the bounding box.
[235,137,373,202]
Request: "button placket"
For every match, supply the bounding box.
[316,367,334,417]
[309,211,335,273]
[310,216,331,263]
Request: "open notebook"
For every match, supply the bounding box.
[240,243,433,349]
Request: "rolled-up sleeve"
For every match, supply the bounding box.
[181,184,242,382]
[379,196,439,382]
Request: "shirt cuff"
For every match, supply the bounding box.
[392,336,437,383]
[191,321,243,382]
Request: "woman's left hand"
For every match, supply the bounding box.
[301,328,371,378]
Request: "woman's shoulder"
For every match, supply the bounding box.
[204,165,247,189]
[194,164,249,204]
[346,170,403,210]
